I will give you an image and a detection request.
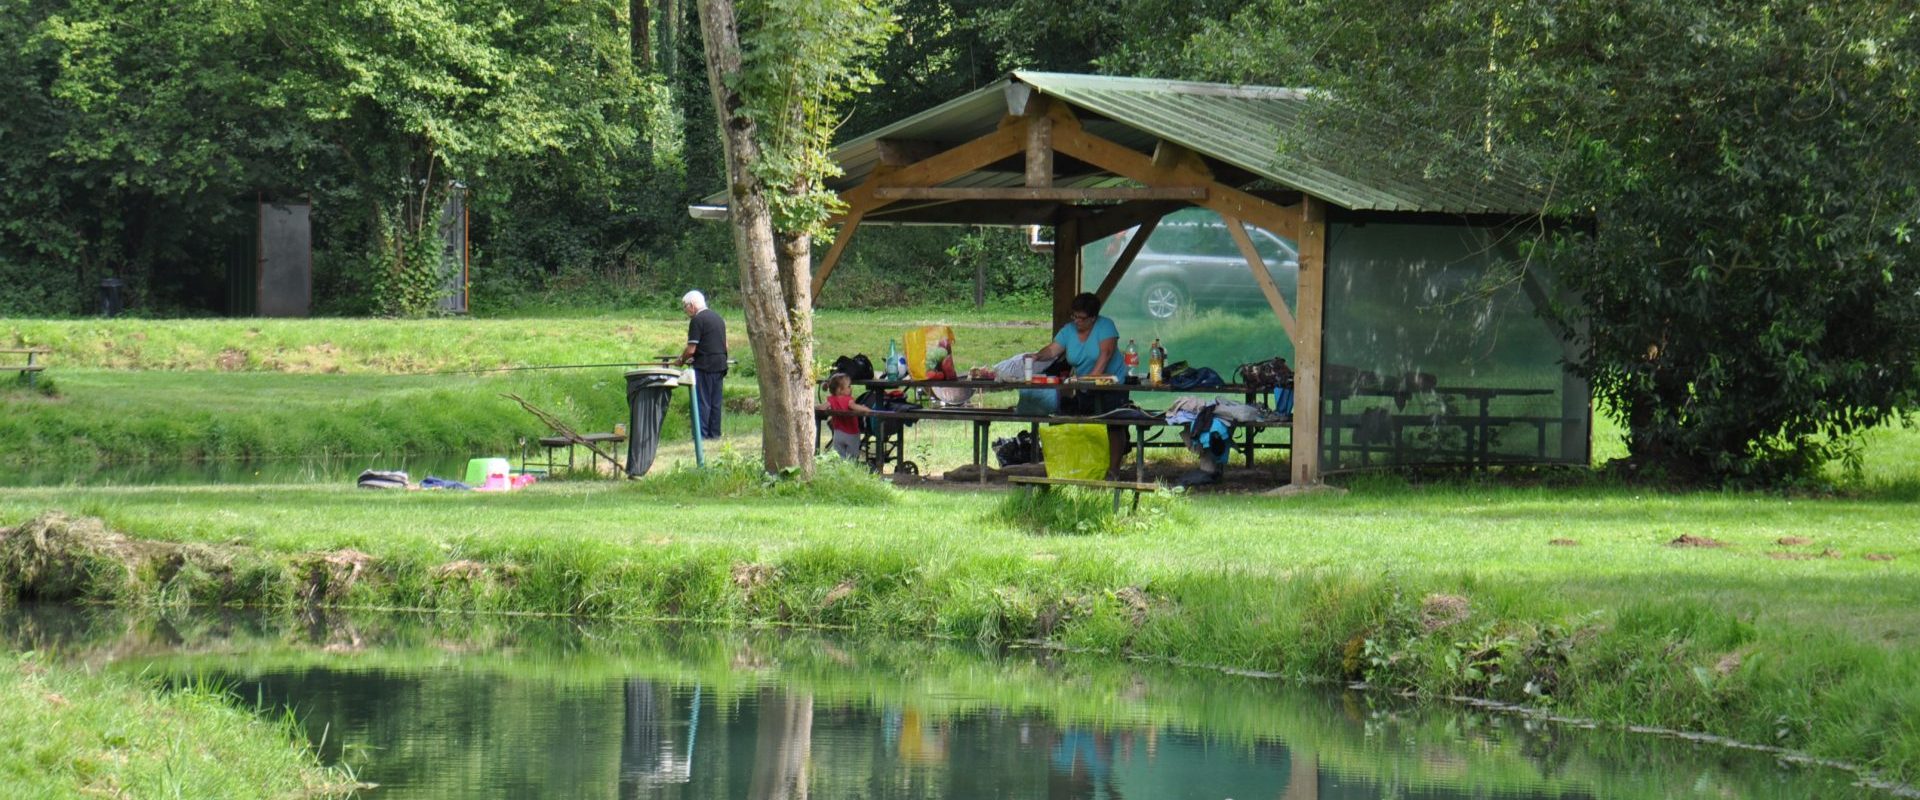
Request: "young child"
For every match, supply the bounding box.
[824,373,871,461]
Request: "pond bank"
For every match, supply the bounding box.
[6,605,1897,799]
[1,486,1916,790]
[0,649,356,797]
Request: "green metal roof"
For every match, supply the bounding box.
[1013,71,1547,215]
[698,71,1549,219]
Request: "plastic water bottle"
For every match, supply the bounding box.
[1148,338,1166,385]
[885,339,906,380]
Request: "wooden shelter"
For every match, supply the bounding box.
[694,72,1584,483]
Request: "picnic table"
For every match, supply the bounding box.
[823,377,1570,480]
[2,347,50,389]
[1324,386,1565,468]
[818,377,1296,484]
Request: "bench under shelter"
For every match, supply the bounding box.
[694,72,1592,483]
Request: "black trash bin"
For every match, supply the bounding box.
[625,368,681,477]
[99,277,124,318]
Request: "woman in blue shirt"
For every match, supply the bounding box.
[1029,293,1132,476]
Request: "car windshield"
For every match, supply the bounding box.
[1140,209,1295,264]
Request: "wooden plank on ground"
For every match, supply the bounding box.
[1007,475,1158,492]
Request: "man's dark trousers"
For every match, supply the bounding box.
[694,369,725,439]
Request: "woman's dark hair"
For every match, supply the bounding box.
[1069,292,1102,318]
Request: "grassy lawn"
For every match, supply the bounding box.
[2,477,1912,640]
[0,306,1049,465]
[0,305,1049,374]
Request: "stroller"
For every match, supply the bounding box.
[857,389,922,475]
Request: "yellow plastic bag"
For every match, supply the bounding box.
[904,325,955,380]
[1040,424,1108,481]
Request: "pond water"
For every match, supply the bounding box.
[3,606,1892,799]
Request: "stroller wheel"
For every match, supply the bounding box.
[898,461,920,475]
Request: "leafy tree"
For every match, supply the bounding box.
[1173,0,1920,484]
[1,0,668,316]
[696,0,894,474]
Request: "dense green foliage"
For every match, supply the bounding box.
[1151,1,1920,483]
[0,0,1058,318]
[1,0,679,316]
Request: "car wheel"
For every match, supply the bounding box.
[1142,280,1186,320]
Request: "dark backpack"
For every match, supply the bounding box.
[1168,366,1225,390]
[832,354,875,383]
[992,430,1040,467]
[1235,356,1294,392]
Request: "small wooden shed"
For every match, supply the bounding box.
[697,72,1589,483]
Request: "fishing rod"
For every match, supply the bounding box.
[408,361,653,377]
[411,357,738,377]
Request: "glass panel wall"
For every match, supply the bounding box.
[1080,208,1297,398]
[1082,210,1589,471]
[1322,222,1589,469]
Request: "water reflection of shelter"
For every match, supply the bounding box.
[1048,726,1298,800]
[619,679,701,792]
[692,71,1590,483]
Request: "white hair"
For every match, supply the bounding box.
[681,290,707,310]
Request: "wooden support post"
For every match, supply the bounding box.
[1052,215,1083,329]
[1025,113,1053,188]
[1224,215,1299,344]
[810,208,864,299]
[1291,196,1327,486]
[1093,215,1161,303]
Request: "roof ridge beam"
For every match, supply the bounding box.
[829,122,1029,223]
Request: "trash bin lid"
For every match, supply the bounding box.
[625,367,682,387]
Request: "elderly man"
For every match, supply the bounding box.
[673,290,728,439]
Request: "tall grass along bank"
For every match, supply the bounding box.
[0,651,356,797]
[0,476,1916,785]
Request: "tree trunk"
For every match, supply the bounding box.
[631,0,652,71]
[696,0,814,474]
[747,689,812,800]
[776,230,817,464]
[662,0,681,77]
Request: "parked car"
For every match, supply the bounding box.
[1098,210,1299,320]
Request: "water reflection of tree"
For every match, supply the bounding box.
[747,688,812,800]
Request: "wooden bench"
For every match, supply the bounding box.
[525,432,627,475]
[1007,475,1161,513]
[1,347,49,389]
